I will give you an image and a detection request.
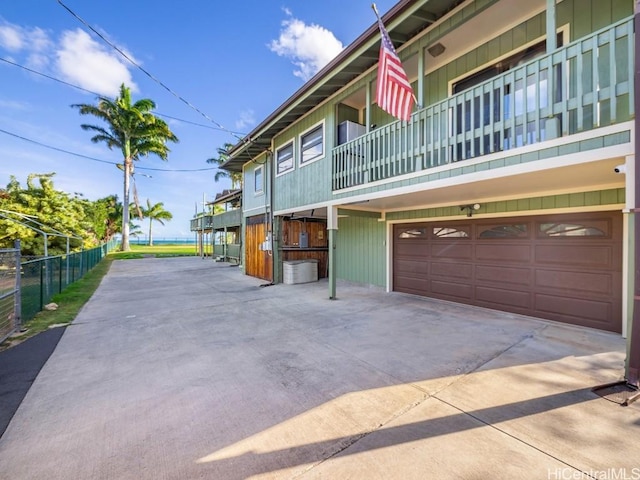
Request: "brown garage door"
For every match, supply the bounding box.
[393,212,622,333]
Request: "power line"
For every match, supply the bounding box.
[0,128,217,172]
[0,56,246,135]
[57,0,246,143]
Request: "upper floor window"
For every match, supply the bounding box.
[300,124,324,165]
[277,142,294,175]
[254,165,264,194]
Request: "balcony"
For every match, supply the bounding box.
[332,17,634,191]
[212,208,242,230]
[190,215,214,232]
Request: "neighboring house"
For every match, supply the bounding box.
[222,0,634,339]
[189,189,243,263]
[189,211,214,257]
[211,189,242,264]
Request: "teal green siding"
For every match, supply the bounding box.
[243,155,269,214]
[386,188,625,221]
[273,107,334,211]
[336,213,386,287]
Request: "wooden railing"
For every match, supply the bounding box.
[332,17,634,190]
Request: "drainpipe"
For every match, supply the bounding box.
[627,0,640,386]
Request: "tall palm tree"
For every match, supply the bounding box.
[141,199,173,246]
[72,84,178,251]
[206,143,243,189]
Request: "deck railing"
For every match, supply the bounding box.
[333,17,634,190]
[190,215,214,231]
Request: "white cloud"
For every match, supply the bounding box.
[56,29,137,97]
[235,109,255,131]
[0,23,24,51]
[0,20,137,97]
[268,11,343,81]
[0,21,52,52]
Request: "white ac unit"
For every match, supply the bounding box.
[337,120,366,145]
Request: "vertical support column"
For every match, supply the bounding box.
[628,0,640,386]
[417,46,425,108]
[546,0,556,52]
[366,81,372,130]
[327,205,338,299]
[272,216,282,284]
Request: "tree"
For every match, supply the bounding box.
[0,173,99,256]
[72,84,178,251]
[140,199,172,246]
[206,143,242,188]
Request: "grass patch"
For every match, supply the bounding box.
[110,244,197,259]
[0,244,199,351]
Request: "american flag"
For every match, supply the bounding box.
[375,15,415,122]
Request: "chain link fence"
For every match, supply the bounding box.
[0,240,117,342]
[0,242,21,343]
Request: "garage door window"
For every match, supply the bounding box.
[433,226,469,238]
[478,224,528,238]
[398,228,427,238]
[539,222,607,237]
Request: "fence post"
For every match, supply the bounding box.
[39,259,44,311]
[14,239,22,332]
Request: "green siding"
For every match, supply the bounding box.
[273,107,334,211]
[243,157,269,213]
[386,188,625,221]
[336,213,386,287]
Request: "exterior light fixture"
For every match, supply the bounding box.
[460,203,481,217]
[427,42,446,57]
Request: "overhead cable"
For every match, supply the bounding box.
[57,0,245,143]
[0,56,245,135]
[0,128,217,172]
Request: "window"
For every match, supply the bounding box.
[254,166,263,194]
[277,142,294,175]
[433,226,469,238]
[478,224,528,238]
[539,223,607,237]
[398,228,427,238]
[300,124,324,165]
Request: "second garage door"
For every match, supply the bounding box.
[393,212,622,333]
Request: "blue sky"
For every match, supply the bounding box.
[0,0,397,239]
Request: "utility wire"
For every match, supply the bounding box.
[0,56,246,135]
[57,0,246,143]
[0,128,217,172]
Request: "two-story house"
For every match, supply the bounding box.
[222,0,634,341]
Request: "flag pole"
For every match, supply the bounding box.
[371,3,419,113]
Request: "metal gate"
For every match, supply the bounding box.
[0,241,21,343]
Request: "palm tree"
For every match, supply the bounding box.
[72,84,178,251]
[141,199,172,246]
[206,143,243,188]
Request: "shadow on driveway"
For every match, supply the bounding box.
[0,327,66,437]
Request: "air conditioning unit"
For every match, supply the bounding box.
[337,120,366,145]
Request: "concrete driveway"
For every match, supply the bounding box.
[0,257,638,479]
